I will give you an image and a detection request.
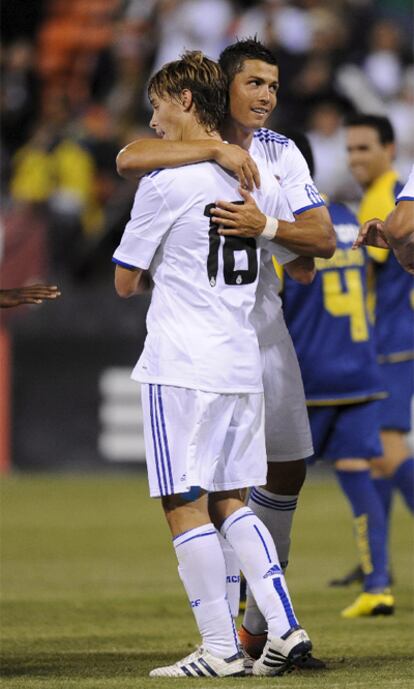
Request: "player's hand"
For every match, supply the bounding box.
[215,144,260,191]
[211,187,267,237]
[352,218,390,250]
[0,284,61,308]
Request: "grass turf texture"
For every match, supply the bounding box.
[1,473,413,688]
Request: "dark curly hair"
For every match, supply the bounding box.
[219,37,278,84]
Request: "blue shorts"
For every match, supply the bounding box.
[307,400,383,462]
[379,359,414,432]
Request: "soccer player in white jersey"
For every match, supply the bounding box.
[113,51,312,678]
[116,38,334,668]
[354,164,414,274]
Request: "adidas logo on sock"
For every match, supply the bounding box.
[263,564,282,579]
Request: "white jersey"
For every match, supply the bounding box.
[397,164,414,201]
[249,128,325,346]
[113,159,295,393]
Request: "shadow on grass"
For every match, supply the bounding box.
[0,651,172,679]
[2,652,413,680]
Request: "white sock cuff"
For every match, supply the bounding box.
[173,523,216,550]
[249,487,298,512]
[220,506,254,539]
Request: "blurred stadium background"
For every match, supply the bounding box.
[1,3,413,687]
[1,0,413,473]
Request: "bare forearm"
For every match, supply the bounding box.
[116,139,218,179]
[115,266,149,297]
[274,210,335,258]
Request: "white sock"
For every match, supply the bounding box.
[221,507,299,638]
[248,487,298,570]
[243,488,299,634]
[173,523,239,658]
[217,530,240,618]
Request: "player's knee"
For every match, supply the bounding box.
[265,459,307,494]
[334,458,370,472]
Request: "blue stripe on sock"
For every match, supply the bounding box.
[174,530,217,548]
[250,488,297,510]
[149,384,164,495]
[250,487,297,504]
[153,385,168,495]
[250,493,297,512]
[224,509,254,534]
[227,600,239,652]
[157,385,174,494]
[253,524,272,563]
[273,577,298,628]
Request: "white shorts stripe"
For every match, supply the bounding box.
[148,384,165,495]
[155,385,174,493]
[142,385,267,497]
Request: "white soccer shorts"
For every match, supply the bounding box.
[141,383,267,497]
[261,334,314,462]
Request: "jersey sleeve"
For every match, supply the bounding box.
[397,165,414,202]
[279,141,325,215]
[112,176,173,270]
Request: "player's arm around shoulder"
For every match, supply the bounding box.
[116,139,259,189]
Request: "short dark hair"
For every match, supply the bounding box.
[219,37,278,84]
[279,129,315,177]
[344,114,395,145]
[148,51,228,132]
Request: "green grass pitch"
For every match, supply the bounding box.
[1,472,413,688]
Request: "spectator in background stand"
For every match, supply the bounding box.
[0,40,39,157]
[307,96,358,201]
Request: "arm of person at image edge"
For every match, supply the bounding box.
[0,284,61,308]
[211,141,335,258]
[352,178,414,275]
[113,178,165,298]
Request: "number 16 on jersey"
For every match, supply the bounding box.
[204,203,258,287]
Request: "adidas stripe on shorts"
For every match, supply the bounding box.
[141,383,267,497]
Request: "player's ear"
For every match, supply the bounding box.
[180,89,193,111]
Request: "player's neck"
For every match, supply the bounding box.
[221,119,253,151]
[181,120,222,142]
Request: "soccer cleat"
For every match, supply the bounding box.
[328,564,364,587]
[292,652,327,670]
[341,590,395,619]
[149,646,245,678]
[252,627,312,676]
[239,626,325,673]
[329,564,394,588]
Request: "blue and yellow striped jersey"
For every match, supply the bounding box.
[283,203,386,404]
